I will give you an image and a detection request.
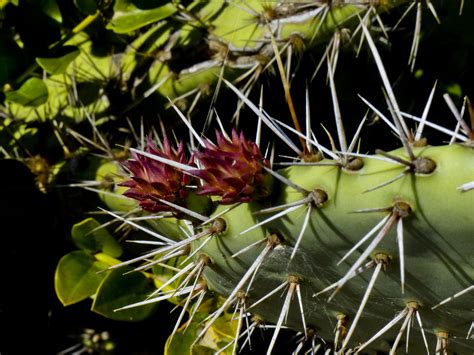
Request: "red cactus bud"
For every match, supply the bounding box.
[192,129,270,204]
[120,137,193,213]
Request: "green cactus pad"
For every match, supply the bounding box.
[196,144,474,352]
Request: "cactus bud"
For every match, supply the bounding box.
[120,137,193,213]
[192,129,271,204]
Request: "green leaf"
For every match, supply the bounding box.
[92,267,159,321]
[108,1,177,34]
[5,78,48,107]
[55,251,109,306]
[164,313,236,355]
[36,46,80,75]
[165,321,209,355]
[0,0,19,9]
[72,218,123,258]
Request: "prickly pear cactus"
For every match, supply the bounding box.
[85,2,474,351]
[107,117,473,353]
[5,0,468,353]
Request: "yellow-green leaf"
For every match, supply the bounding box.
[165,313,236,355]
[72,217,123,258]
[36,46,80,75]
[108,1,177,34]
[92,267,158,321]
[5,78,48,107]
[55,250,109,306]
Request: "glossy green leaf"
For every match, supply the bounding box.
[36,46,80,75]
[92,267,159,321]
[55,250,109,306]
[5,78,48,107]
[164,313,236,355]
[72,218,123,258]
[108,1,177,34]
[210,313,237,340]
[165,321,211,355]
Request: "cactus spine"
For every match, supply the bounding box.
[40,0,474,353]
[108,122,473,353]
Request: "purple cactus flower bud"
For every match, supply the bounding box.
[120,137,193,213]
[192,129,270,204]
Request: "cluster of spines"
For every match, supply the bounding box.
[63,2,474,354]
[2,1,471,352]
[98,80,473,354]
